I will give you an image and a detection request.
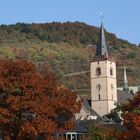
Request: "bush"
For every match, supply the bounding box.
[127,52,136,59]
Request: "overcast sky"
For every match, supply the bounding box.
[0,0,140,44]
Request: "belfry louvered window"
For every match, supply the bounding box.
[96,67,101,76]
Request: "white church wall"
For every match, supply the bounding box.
[107,78,117,101]
[92,101,109,116]
[91,60,117,116]
[108,100,117,114]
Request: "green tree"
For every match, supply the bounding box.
[106,103,122,123]
[87,124,116,140]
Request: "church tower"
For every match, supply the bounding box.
[123,65,129,92]
[91,22,117,116]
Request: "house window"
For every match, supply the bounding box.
[96,67,101,76]
[110,68,113,76]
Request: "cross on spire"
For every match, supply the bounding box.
[100,12,104,23]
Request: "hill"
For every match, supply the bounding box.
[0,22,139,95]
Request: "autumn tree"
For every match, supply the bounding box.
[0,59,81,140]
[116,92,140,140]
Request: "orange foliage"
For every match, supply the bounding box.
[0,59,81,140]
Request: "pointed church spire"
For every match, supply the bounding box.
[95,22,110,57]
[123,65,129,92]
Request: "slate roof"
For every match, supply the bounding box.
[117,89,133,104]
[95,22,110,57]
[82,99,99,116]
[75,122,87,133]
[57,121,87,133]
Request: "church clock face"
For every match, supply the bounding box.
[96,84,101,90]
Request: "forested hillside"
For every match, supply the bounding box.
[0,22,139,95]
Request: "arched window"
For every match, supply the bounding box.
[110,67,113,76]
[96,84,101,91]
[96,67,101,76]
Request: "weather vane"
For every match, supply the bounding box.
[100,12,104,23]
